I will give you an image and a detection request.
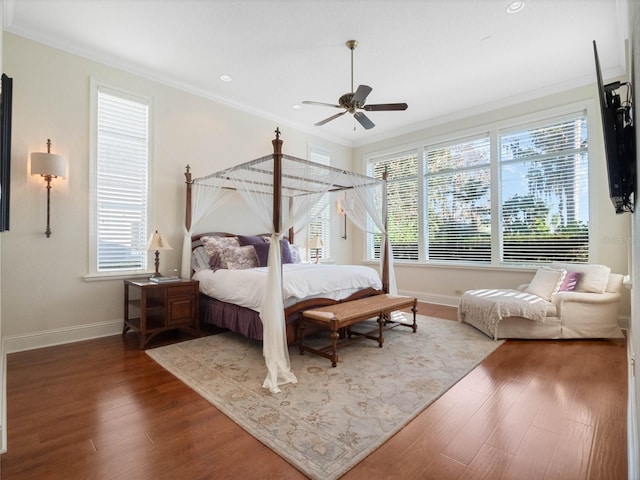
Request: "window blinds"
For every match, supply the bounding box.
[96,89,149,271]
[366,110,590,266]
[371,152,419,260]
[500,113,589,264]
[425,136,492,263]
[308,148,332,260]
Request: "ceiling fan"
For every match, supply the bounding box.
[302,40,408,130]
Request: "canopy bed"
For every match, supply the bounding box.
[181,129,397,393]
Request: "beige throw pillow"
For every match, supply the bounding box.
[525,267,566,300]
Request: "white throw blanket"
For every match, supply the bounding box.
[458,289,551,339]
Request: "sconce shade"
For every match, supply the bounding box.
[146,231,173,251]
[31,152,66,178]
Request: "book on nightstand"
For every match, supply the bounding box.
[149,275,181,283]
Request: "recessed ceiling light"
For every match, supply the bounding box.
[506,1,525,14]
[219,74,232,82]
[292,104,302,110]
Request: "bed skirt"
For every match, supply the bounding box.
[199,295,304,344]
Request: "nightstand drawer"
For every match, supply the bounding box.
[167,285,197,297]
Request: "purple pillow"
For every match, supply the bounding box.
[237,235,268,246]
[208,252,226,271]
[253,240,292,267]
[558,271,582,292]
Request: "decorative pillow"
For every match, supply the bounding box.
[202,236,239,270]
[280,238,293,264]
[252,240,293,267]
[558,271,582,292]
[191,246,210,272]
[550,263,611,293]
[289,244,302,264]
[209,254,225,271]
[237,235,268,246]
[575,265,611,293]
[525,267,566,300]
[221,245,258,270]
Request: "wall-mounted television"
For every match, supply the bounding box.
[0,73,12,231]
[593,40,635,214]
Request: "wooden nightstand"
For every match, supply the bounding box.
[123,278,200,349]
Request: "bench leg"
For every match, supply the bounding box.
[411,301,418,333]
[330,330,339,367]
[298,320,306,356]
[377,314,385,348]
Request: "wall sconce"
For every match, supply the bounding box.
[309,236,324,264]
[146,230,173,278]
[336,193,353,240]
[31,139,66,238]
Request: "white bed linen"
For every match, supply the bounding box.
[193,263,382,312]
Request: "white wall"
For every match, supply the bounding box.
[0,33,352,350]
[628,0,639,477]
[352,85,632,313]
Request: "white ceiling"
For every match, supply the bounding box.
[3,0,630,147]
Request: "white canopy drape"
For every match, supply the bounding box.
[182,140,393,393]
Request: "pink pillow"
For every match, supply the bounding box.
[558,271,582,292]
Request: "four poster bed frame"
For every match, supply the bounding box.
[184,129,391,345]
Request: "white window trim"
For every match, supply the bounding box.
[362,100,595,267]
[85,78,154,281]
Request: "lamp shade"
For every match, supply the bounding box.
[146,231,173,251]
[31,152,66,178]
[309,236,324,249]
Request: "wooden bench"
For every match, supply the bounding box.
[299,294,417,367]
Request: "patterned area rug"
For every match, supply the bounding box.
[146,314,503,480]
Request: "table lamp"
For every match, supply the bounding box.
[309,236,323,264]
[147,230,173,278]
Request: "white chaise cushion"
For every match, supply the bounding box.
[525,267,566,300]
[550,263,611,293]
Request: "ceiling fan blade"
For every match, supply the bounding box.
[363,102,408,111]
[315,110,347,126]
[351,84,372,105]
[354,111,375,130]
[302,100,342,108]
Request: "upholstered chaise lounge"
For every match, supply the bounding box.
[458,263,624,340]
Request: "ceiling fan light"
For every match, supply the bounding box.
[506,1,525,14]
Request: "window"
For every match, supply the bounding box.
[366,110,590,266]
[307,146,332,261]
[93,86,150,273]
[369,151,419,260]
[426,136,491,263]
[500,115,589,263]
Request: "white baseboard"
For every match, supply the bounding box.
[2,320,123,354]
[397,289,460,308]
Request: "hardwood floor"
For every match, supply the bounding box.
[1,303,627,480]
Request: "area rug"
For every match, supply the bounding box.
[146,315,503,480]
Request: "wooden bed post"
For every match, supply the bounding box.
[184,164,193,232]
[272,128,283,233]
[288,197,295,244]
[381,168,390,294]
